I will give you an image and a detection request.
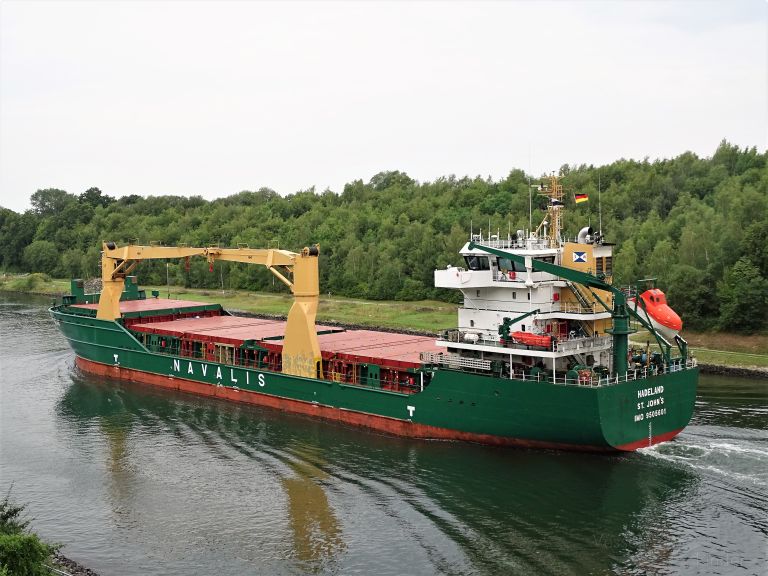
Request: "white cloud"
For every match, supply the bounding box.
[1,0,765,212]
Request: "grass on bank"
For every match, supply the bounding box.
[2,274,766,367]
[630,328,768,369]
[0,273,70,295]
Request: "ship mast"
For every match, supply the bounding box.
[534,174,565,248]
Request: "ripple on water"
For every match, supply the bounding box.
[642,425,768,486]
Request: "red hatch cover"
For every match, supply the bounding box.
[72,298,213,313]
[131,315,441,367]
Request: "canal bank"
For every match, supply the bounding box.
[696,363,768,378]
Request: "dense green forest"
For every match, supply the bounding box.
[1,141,766,333]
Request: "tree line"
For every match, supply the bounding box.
[1,140,766,333]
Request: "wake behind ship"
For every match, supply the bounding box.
[50,176,698,451]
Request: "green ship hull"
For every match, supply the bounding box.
[50,304,698,451]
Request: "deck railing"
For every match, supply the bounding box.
[420,352,492,371]
[554,335,612,353]
[139,334,425,394]
[439,331,612,354]
[427,358,698,388]
[140,332,696,392]
[545,359,698,387]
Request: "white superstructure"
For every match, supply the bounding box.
[431,175,617,380]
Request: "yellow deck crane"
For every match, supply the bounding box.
[96,242,322,379]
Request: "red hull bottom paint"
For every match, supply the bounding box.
[614,428,684,451]
[74,357,679,452]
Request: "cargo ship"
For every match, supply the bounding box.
[50,176,698,451]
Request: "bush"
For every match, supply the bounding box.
[0,491,58,576]
[718,258,768,333]
[6,273,51,293]
[22,241,58,275]
[0,533,55,576]
[396,278,428,301]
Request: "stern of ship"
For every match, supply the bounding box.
[596,366,698,451]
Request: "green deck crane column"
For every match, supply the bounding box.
[468,242,635,376]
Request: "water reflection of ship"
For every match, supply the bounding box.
[58,373,697,575]
[58,373,345,571]
[57,372,137,523]
[281,452,345,572]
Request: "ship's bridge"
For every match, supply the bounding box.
[435,240,562,289]
[434,267,562,290]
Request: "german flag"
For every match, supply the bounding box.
[574,193,588,204]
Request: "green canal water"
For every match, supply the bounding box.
[1,293,766,575]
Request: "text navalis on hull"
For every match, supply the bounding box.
[50,176,698,451]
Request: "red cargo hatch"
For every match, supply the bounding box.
[130,315,440,368]
[71,298,213,313]
[317,330,441,366]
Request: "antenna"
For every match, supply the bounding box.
[528,177,533,232]
[598,172,603,235]
[528,145,533,232]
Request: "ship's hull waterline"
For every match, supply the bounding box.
[54,309,697,452]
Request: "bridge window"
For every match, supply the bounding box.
[465,255,490,270]
[498,258,526,273]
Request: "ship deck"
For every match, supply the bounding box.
[129,311,442,368]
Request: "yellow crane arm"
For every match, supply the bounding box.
[204,247,297,289]
[97,242,322,379]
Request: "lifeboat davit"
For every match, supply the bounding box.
[510,331,552,348]
[632,289,682,341]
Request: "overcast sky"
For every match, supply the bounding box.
[1,0,765,213]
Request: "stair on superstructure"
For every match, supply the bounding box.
[576,320,594,337]
[566,281,593,312]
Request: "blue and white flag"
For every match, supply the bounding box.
[573,251,587,263]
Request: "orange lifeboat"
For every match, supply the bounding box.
[510,331,552,348]
[633,289,682,341]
